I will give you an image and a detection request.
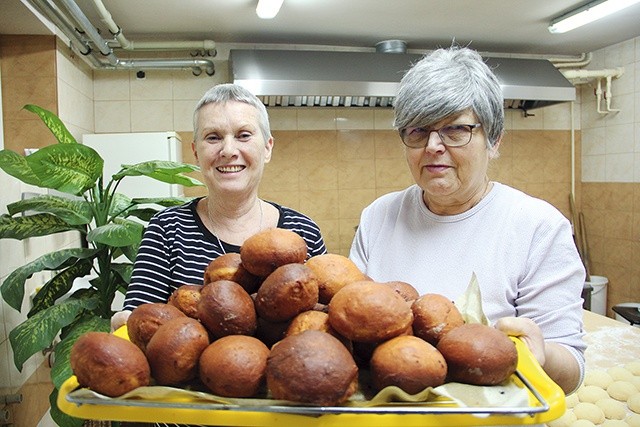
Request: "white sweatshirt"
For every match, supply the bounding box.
[350,182,586,377]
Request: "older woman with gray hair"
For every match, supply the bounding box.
[112,83,327,331]
[350,46,585,394]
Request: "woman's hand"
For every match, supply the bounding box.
[494,316,581,394]
[110,310,132,332]
[494,316,546,367]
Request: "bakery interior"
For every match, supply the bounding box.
[1,0,640,425]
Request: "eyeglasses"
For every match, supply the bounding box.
[400,123,482,148]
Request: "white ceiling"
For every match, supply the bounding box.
[2,0,640,56]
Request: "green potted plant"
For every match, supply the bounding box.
[0,105,203,426]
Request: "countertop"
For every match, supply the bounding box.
[582,309,640,370]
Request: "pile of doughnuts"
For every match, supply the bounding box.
[70,228,518,405]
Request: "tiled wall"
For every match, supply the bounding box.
[578,36,640,314]
[0,36,90,427]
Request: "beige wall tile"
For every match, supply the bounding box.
[130,99,173,132]
[300,189,339,220]
[174,99,197,132]
[268,108,298,131]
[338,158,376,190]
[94,100,131,133]
[93,70,130,101]
[374,108,394,130]
[297,107,336,130]
[2,76,57,119]
[375,157,414,188]
[606,153,634,182]
[336,108,374,130]
[338,188,376,219]
[130,70,173,100]
[171,72,219,100]
[338,130,375,160]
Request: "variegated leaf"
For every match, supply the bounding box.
[7,194,93,225]
[23,104,77,145]
[26,144,103,195]
[132,196,194,207]
[1,248,100,311]
[0,213,82,240]
[9,295,99,371]
[28,259,94,317]
[86,218,143,247]
[0,149,42,186]
[49,388,84,427]
[113,160,203,187]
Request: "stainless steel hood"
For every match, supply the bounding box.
[230,49,576,110]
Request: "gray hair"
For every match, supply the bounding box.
[393,46,504,147]
[193,83,272,141]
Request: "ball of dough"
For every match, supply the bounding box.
[608,366,633,381]
[573,402,605,424]
[547,409,577,427]
[627,413,640,427]
[411,293,465,346]
[607,380,638,401]
[631,376,640,391]
[570,420,596,427]
[595,397,627,420]
[304,253,368,304]
[240,228,308,277]
[126,302,186,353]
[628,392,640,414]
[382,281,420,304]
[167,284,202,318]
[328,281,413,343]
[199,335,270,398]
[70,332,150,397]
[146,317,210,385]
[436,323,518,386]
[266,330,358,406]
[578,385,610,403]
[370,335,448,394]
[584,370,614,389]
[566,392,580,408]
[600,420,629,427]
[625,361,640,375]
[197,280,257,338]
[204,253,262,294]
[255,263,319,323]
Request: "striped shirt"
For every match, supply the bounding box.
[123,198,327,311]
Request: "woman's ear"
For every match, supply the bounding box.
[264,137,274,163]
[191,141,200,165]
[489,133,503,159]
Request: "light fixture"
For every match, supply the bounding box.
[256,0,285,19]
[548,0,640,33]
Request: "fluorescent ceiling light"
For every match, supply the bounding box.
[256,0,285,19]
[548,0,640,33]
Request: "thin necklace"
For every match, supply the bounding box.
[207,199,263,254]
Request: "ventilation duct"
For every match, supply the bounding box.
[230,49,576,110]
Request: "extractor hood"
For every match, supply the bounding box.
[230,49,576,110]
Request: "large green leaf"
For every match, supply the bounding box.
[1,248,99,311]
[7,195,93,225]
[113,160,203,187]
[0,213,81,240]
[132,196,194,207]
[25,144,103,195]
[126,206,163,222]
[9,295,99,371]
[49,386,84,427]
[28,260,94,317]
[51,315,110,389]
[111,262,134,286]
[108,192,134,217]
[0,149,42,186]
[24,104,77,145]
[86,218,144,247]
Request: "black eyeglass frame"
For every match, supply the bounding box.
[399,123,482,148]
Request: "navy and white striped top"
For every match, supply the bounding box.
[123,198,327,311]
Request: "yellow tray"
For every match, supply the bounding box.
[58,330,566,426]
